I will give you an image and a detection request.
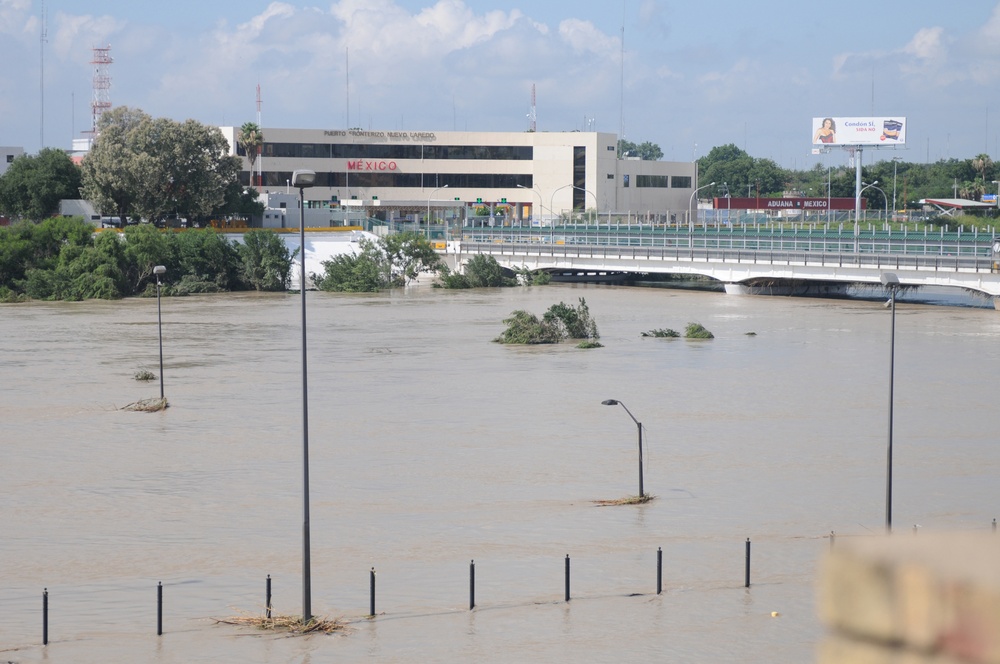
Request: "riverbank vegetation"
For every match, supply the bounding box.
[0,217,294,301]
[312,232,441,292]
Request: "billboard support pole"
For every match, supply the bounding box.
[854,146,863,253]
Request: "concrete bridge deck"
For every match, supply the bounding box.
[449,225,1000,299]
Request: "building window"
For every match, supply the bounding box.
[623,174,630,188]
[607,145,615,151]
[5,155,12,163]
[607,173,614,179]
[636,175,669,188]
[671,176,692,188]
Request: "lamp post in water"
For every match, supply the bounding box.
[601,399,644,498]
[880,272,900,534]
[292,168,316,622]
[153,265,166,400]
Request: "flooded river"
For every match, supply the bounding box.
[3,284,1000,662]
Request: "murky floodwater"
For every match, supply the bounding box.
[3,284,1000,662]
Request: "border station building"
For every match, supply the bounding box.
[219,127,698,227]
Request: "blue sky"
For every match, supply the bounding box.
[2,0,1000,170]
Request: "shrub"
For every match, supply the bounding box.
[642,328,679,338]
[684,322,714,339]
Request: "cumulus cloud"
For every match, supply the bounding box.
[558,18,618,56]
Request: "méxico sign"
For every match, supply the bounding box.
[812,117,906,146]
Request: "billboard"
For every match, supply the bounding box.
[812,117,906,146]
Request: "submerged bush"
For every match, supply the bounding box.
[494,298,600,344]
[642,328,679,338]
[684,322,714,339]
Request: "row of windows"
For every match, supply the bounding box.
[621,174,693,189]
[240,143,533,161]
[254,171,534,190]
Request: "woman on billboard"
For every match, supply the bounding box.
[814,118,836,144]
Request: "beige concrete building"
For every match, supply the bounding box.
[219,127,698,223]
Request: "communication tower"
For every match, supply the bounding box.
[527,83,536,132]
[89,45,113,135]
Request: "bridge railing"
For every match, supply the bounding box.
[462,242,998,274]
[460,227,997,260]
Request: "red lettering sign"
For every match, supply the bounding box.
[346,161,397,171]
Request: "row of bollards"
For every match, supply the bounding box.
[43,520,998,644]
[364,545,728,616]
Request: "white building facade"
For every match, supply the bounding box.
[218,127,697,223]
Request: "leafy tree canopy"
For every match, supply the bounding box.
[313,232,442,292]
[80,107,241,224]
[0,148,82,221]
[618,139,663,161]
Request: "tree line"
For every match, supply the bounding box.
[0,108,262,225]
[0,217,295,302]
[697,144,999,214]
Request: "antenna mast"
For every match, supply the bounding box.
[89,45,113,136]
[256,83,263,188]
[528,84,537,132]
[40,0,47,147]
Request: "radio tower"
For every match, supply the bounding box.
[89,45,113,136]
[528,83,537,132]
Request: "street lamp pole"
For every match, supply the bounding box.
[427,184,449,241]
[688,181,716,233]
[550,183,574,246]
[868,184,888,223]
[153,265,166,400]
[880,272,900,534]
[292,169,317,622]
[601,399,644,498]
[516,184,543,228]
[892,157,903,220]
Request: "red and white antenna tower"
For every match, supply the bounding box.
[89,45,112,135]
[528,83,537,132]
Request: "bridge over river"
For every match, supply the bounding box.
[448,222,1000,303]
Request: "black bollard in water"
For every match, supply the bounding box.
[656,547,663,595]
[469,560,475,611]
[157,582,163,636]
[744,539,751,588]
[370,568,376,617]
[43,588,48,646]
[266,575,272,619]
[565,555,571,602]
[830,530,835,549]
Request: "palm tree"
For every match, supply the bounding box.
[972,153,994,184]
[238,122,264,189]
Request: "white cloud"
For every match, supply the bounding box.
[902,26,946,61]
[0,0,32,36]
[558,18,618,56]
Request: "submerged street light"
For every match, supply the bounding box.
[880,272,900,534]
[153,265,166,400]
[601,399,645,498]
[292,168,316,622]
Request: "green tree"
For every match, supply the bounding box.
[238,229,294,291]
[313,241,388,292]
[438,254,515,288]
[80,107,241,224]
[314,232,441,292]
[618,139,663,160]
[0,148,82,221]
[494,298,599,344]
[172,229,241,292]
